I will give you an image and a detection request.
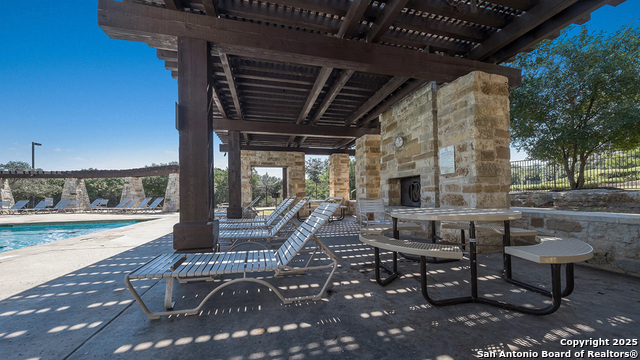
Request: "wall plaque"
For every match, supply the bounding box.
[439,145,455,174]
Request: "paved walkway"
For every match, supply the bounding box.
[0,215,638,359]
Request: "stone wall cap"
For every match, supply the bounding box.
[513,207,640,225]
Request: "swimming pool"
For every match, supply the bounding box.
[0,221,140,253]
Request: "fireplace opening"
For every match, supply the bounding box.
[400,176,421,207]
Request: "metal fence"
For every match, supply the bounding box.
[510,148,640,192]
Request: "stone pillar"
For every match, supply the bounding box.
[173,37,215,251]
[61,178,91,208]
[240,150,306,206]
[0,179,14,206]
[121,177,145,206]
[437,71,511,250]
[436,71,511,209]
[329,153,350,201]
[163,173,180,212]
[355,134,381,201]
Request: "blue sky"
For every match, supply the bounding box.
[1,1,638,175]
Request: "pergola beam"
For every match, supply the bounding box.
[469,0,577,61]
[337,0,370,39]
[98,0,521,87]
[219,145,354,156]
[366,0,410,43]
[202,0,218,17]
[344,76,408,127]
[213,119,379,138]
[0,166,179,179]
[486,0,618,63]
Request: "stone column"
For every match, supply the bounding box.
[61,178,91,208]
[329,153,350,201]
[121,177,146,206]
[436,71,511,209]
[0,179,14,206]
[355,134,381,201]
[437,71,511,250]
[163,173,179,212]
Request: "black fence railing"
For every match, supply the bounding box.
[510,149,640,192]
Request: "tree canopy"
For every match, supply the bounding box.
[305,158,328,199]
[510,24,640,189]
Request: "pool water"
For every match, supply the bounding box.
[0,222,138,253]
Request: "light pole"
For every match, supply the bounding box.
[32,142,42,169]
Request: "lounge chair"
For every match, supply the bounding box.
[125,201,340,319]
[214,196,262,219]
[105,199,137,212]
[143,197,164,212]
[219,197,309,250]
[4,200,28,214]
[85,199,104,212]
[124,198,152,213]
[218,196,296,230]
[20,199,53,214]
[49,200,71,213]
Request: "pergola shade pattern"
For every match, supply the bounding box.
[98,0,623,153]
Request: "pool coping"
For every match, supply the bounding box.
[0,218,155,228]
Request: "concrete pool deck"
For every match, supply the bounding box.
[0,214,639,359]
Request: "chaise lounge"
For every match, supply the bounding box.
[125,201,340,319]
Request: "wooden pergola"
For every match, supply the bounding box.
[98,0,624,250]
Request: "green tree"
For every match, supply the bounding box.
[0,161,63,203]
[141,162,178,198]
[510,25,640,189]
[84,176,124,206]
[305,158,328,199]
[213,167,229,207]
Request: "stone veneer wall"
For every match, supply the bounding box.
[379,83,437,207]
[163,173,179,212]
[436,71,511,209]
[240,150,306,206]
[0,179,14,206]
[61,178,91,208]
[329,153,350,202]
[513,208,640,277]
[355,134,381,200]
[121,177,146,207]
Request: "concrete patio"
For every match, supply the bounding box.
[1,214,638,359]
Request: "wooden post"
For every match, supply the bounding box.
[227,130,243,218]
[282,167,288,198]
[173,37,215,251]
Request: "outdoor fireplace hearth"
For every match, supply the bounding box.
[400,176,421,207]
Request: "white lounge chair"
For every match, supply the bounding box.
[125,201,340,319]
[218,196,296,230]
[219,197,309,250]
